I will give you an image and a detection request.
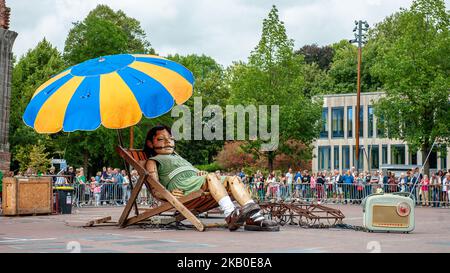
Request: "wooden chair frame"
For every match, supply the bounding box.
[116,146,218,231]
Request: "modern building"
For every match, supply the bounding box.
[312,92,449,173]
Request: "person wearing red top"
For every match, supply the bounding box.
[421,175,430,206]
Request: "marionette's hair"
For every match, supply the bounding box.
[143,125,172,158]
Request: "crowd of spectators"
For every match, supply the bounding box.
[238,167,450,207]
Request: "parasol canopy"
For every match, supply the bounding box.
[23,54,194,134]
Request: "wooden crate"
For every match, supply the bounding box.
[2,177,53,216]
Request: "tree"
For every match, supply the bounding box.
[58,4,157,175]
[326,39,382,94]
[370,0,450,175]
[167,54,228,164]
[64,4,154,65]
[296,44,334,70]
[15,142,51,174]
[227,5,322,171]
[9,39,65,172]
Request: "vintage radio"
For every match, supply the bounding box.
[362,192,414,233]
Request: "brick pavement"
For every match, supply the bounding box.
[0,205,449,253]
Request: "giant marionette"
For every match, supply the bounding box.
[144,125,279,232]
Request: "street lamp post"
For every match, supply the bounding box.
[350,20,369,172]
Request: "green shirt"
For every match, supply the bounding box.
[150,154,206,195]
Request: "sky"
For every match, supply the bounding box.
[8,0,450,67]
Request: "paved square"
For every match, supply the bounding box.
[0,205,449,253]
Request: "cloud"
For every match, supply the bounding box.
[8,0,449,66]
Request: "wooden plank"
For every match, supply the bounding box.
[118,173,146,227]
[124,190,203,227]
[84,216,112,227]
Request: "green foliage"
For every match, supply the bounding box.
[15,142,51,174]
[227,5,322,170]
[9,39,66,172]
[63,4,154,65]
[195,162,224,172]
[370,0,450,172]
[166,54,229,165]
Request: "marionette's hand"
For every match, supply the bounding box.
[171,189,184,198]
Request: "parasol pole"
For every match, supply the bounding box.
[130,126,134,149]
[117,129,139,216]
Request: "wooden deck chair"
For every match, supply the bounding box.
[116,146,219,231]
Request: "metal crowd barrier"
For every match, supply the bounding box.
[69,182,157,207]
[248,182,450,207]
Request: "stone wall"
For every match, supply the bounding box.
[0,28,17,173]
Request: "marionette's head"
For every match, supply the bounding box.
[144,125,175,157]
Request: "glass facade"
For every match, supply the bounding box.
[331,107,344,138]
[440,146,447,170]
[318,146,331,171]
[353,145,364,170]
[370,145,379,170]
[368,106,374,138]
[347,106,352,138]
[391,145,406,165]
[342,145,350,170]
[429,149,437,169]
[320,108,328,138]
[382,145,388,165]
[409,149,417,165]
[334,146,339,170]
[377,115,385,138]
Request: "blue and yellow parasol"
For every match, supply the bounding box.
[23,54,194,134]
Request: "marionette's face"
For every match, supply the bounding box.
[147,129,175,155]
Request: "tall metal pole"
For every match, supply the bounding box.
[350,20,369,173]
[356,46,362,170]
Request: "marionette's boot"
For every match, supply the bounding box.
[225,202,261,231]
[244,210,280,232]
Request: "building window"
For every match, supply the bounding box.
[347,106,352,138]
[441,152,447,170]
[409,149,417,165]
[359,107,364,138]
[334,146,339,170]
[391,145,406,165]
[370,145,379,170]
[429,149,437,170]
[318,146,331,171]
[331,107,344,138]
[368,106,374,138]
[382,145,388,165]
[320,108,328,138]
[342,145,350,170]
[353,145,364,170]
[377,114,385,138]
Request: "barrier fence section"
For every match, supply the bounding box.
[247,182,450,207]
[47,178,449,208]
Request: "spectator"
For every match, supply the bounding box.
[121,170,131,205]
[334,169,344,203]
[355,172,364,203]
[399,173,407,193]
[65,166,76,184]
[343,170,354,204]
[388,173,397,193]
[112,168,124,205]
[285,168,293,199]
[315,171,325,204]
[293,170,302,198]
[48,166,57,184]
[442,172,450,207]
[420,174,430,206]
[301,170,311,199]
[92,180,103,206]
[430,172,441,208]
